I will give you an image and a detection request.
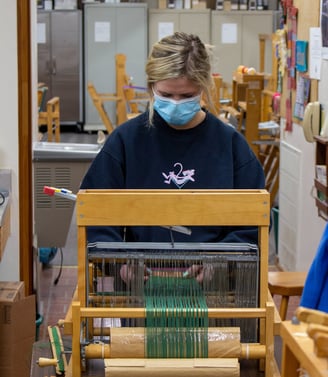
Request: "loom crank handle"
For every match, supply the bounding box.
[37,357,58,367]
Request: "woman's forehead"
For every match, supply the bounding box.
[155,77,200,93]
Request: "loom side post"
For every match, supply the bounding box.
[72,301,82,377]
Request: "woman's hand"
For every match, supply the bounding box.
[120,264,151,284]
[184,264,214,283]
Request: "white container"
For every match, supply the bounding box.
[184,0,191,8]
[54,0,77,9]
[44,0,53,10]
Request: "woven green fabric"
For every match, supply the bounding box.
[49,326,65,374]
[145,276,208,358]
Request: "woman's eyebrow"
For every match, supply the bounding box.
[158,90,197,97]
[157,90,171,96]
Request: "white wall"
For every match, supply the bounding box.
[278,60,328,271]
[279,123,326,271]
[0,2,38,280]
[0,1,19,280]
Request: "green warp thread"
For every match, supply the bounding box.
[145,276,208,358]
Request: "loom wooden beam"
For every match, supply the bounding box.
[78,306,269,319]
[76,189,270,227]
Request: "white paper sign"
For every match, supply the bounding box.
[95,22,110,43]
[158,22,174,41]
[221,23,237,44]
[309,27,322,79]
[37,23,46,44]
[321,0,328,59]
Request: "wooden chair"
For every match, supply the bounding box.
[115,54,149,123]
[221,78,247,131]
[268,271,307,321]
[38,91,61,142]
[262,142,280,208]
[88,55,148,132]
[38,85,48,112]
[258,33,279,93]
[202,74,233,123]
[122,84,149,120]
[223,33,280,158]
[238,77,264,158]
[87,82,122,134]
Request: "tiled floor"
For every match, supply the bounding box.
[38,265,77,340]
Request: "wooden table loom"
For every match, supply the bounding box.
[64,189,279,377]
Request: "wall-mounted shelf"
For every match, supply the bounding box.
[314,136,328,220]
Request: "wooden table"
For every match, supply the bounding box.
[268,271,307,321]
[280,320,328,377]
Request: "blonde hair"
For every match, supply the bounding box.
[146,32,214,125]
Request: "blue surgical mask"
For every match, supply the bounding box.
[153,93,201,126]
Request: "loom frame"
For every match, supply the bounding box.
[68,189,278,377]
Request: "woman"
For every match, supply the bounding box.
[81,32,265,249]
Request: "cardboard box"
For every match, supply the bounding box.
[223,1,232,11]
[158,0,167,8]
[192,0,207,8]
[0,281,25,302]
[0,282,36,377]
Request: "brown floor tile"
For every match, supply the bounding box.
[38,266,77,340]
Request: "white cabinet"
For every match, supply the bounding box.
[148,9,211,49]
[84,3,148,130]
[211,11,280,81]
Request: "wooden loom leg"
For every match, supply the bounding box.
[258,225,270,372]
[265,301,276,376]
[65,358,73,377]
[77,225,87,306]
[281,342,299,377]
[72,301,81,377]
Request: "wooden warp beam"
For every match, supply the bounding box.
[109,327,241,358]
[104,358,240,377]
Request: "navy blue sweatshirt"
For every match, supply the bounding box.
[80,110,265,245]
